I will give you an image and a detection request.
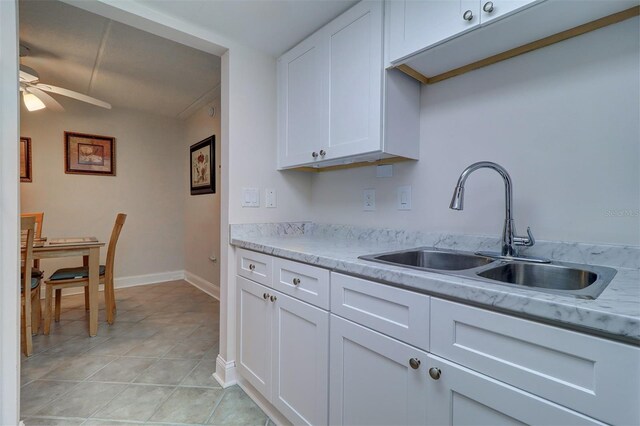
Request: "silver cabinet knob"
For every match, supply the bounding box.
[312,152,319,158]
[263,293,269,300]
[409,358,421,369]
[249,263,255,271]
[270,295,278,302]
[463,10,474,21]
[483,1,494,12]
[292,278,301,286]
[429,367,442,380]
[319,150,326,157]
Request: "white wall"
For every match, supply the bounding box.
[310,17,640,246]
[183,97,221,288]
[20,101,186,280]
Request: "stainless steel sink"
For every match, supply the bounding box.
[359,247,617,299]
[360,248,494,271]
[477,261,616,299]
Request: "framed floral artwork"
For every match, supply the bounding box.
[64,131,116,176]
[190,135,215,195]
[20,137,32,182]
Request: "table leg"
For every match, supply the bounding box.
[88,247,100,336]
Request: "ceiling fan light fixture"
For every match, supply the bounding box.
[23,92,45,111]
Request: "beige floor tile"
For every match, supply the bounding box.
[45,336,111,357]
[45,320,91,336]
[133,358,199,385]
[22,416,85,425]
[163,337,215,359]
[87,357,156,383]
[180,359,221,388]
[31,334,76,355]
[85,338,142,356]
[113,310,148,323]
[149,387,223,424]
[122,336,176,358]
[82,420,146,425]
[21,354,68,384]
[42,355,116,381]
[207,386,267,426]
[36,381,126,418]
[20,380,80,416]
[91,384,175,422]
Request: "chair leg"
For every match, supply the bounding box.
[106,278,114,324]
[84,286,90,311]
[44,285,53,335]
[31,287,41,335]
[54,288,62,322]
[23,295,33,357]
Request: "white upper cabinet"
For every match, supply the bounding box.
[277,0,420,170]
[388,0,639,77]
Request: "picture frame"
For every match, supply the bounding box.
[64,131,116,176]
[190,135,215,195]
[20,137,32,182]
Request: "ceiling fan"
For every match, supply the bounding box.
[19,46,111,112]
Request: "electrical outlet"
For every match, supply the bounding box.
[363,189,376,211]
[265,188,277,208]
[397,186,412,210]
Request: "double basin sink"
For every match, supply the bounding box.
[359,248,617,299]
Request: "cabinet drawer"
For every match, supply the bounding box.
[430,298,640,426]
[330,272,429,351]
[273,257,330,310]
[236,248,273,286]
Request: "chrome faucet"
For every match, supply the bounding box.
[450,161,544,261]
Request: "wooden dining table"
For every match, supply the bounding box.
[22,241,105,336]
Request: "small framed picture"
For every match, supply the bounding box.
[64,131,116,176]
[20,137,32,182]
[190,135,215,195]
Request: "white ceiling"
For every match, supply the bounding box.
[134,0,358,56]
[19,0,221,118]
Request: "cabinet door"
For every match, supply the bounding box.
[272,292,329,425]
[236,276,272,399]
[277,32,327,169]
[479,0,541,24]
[426,354,605,425]
[329,315,428,426]
[325,0,383,161]
[388,0,480,63]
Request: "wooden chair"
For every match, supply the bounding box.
[21,216,43,356]
[21,212,44,269]
[43,213,127,334]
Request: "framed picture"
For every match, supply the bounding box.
[20,137,32,182]
[64,131,116,176]
[190,135,215,195]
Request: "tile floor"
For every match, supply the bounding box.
[21,280,270,426]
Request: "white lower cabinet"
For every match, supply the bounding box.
[329,315,429,426]
[425,354,605,426]
[236,276,329,425]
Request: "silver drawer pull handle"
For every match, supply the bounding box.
[463,10,473,21]
[312,151,319,158]
[292,278,301,286]
[248,264,255,271]
[429,367,442,380]
[319,150,326,157]
[483,1,494,13]
[270,295,277,302]
[409,358,421,369]
[263,293,269,300]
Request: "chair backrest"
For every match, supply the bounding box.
[105,213,127,279]
[21,212,44,239]
[21,216,36,295]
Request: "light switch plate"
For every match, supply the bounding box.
[397,186,411,210]
[242,188,260,207]
[363,189,376,211]
[265,188,277,208]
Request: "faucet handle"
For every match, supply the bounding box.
[514,226,535,247]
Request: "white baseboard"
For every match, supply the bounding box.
[40,270,185,298]
[184,271,220,300]
[213,354,237,388]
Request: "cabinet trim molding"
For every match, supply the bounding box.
[395,6,640,85]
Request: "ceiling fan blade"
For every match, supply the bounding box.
[26,87,64,112]
[19,65,39,83]
[34,83,111,109]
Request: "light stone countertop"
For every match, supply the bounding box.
[230,222,640,344]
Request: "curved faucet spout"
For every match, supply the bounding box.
[449,161,531,257]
